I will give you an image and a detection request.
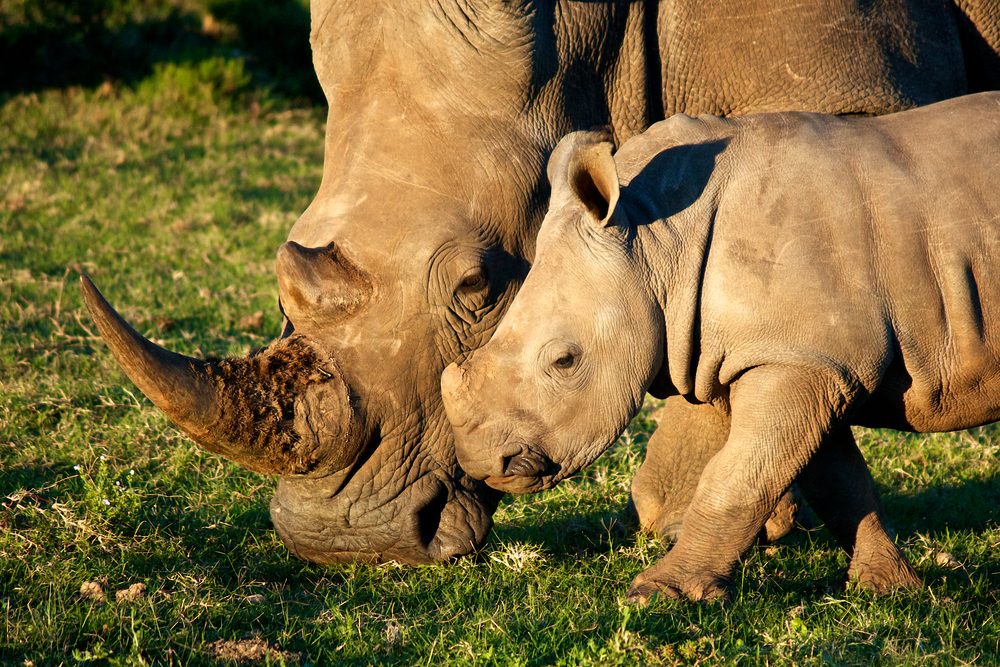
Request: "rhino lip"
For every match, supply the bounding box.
[483,474,550,494]
[503,451,551,477]
[484,450,559,494]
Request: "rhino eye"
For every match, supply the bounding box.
[552,345,581,371]
[456,269,488,294]
[554,353,576,369]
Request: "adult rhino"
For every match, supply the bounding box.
[82,1,999,564]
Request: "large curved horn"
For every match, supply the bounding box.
[80,274,360,476]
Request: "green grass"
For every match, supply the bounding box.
[0,0,319,101]
[2,66,998,666]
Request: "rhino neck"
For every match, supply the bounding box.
[619,122,738,400]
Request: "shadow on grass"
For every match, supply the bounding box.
[0,0,321,102]
[882,474,1000,534]
[484,471,998,596]
[490,505,636,557]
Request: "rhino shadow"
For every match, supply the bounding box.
[620,137,729,229]
[483,469,998,567]
[953,3,1000,90]
[489,505,637,558]
[881,474,1000,535]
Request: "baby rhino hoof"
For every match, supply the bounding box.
[626,567,730,605]
[850,556,922,593]
[848,537,922,593]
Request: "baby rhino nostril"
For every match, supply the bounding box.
[504,452,549,477]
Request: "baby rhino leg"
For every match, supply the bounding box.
[631,397,800,543]
[798,426,920,591]
[627,366,854,604]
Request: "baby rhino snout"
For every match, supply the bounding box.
[442,362,543,481]
[441,362,496,478]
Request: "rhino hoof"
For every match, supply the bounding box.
[850,558,922,592]
[626,571,730,605]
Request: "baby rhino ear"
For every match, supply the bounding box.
[547,129,620,227]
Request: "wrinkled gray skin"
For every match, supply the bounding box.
[442,92,1000,601]
[83,1,1000,565]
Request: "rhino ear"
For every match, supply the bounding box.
[548,129,620,227]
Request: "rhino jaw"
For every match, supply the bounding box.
[269,471,501,564]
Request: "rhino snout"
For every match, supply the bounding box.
[442,362,551,486]
[441,362,491,474]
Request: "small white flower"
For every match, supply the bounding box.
[102,499,110,506]
[100,454,107,461]
[129,469,135,475]
[73,465,81,471]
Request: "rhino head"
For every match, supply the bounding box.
[79,120,541,564]
[82,3,655,563]
[81,271,502,562]
[441,131,664,493]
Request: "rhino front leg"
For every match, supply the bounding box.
[631,397,800,543]
[797,426,920,591]
[627,365,856,604]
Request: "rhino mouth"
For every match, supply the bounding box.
[270,471,499,564]
[484,448,560,494]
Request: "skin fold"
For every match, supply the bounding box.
[442,92,1000,601]
[85,1,1000,565]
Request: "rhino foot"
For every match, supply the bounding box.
[626,556,730,605]
[848,544,922,592]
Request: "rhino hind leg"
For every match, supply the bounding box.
[797,426,920,591]
[630,397,801,544]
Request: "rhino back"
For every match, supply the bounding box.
[656,0,966,116]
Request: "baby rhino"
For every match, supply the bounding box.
[441,92,1000,603]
